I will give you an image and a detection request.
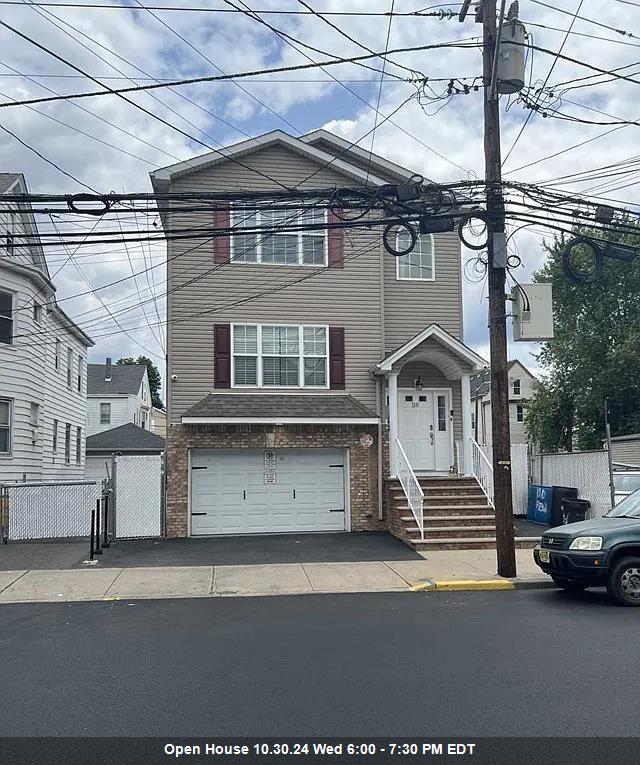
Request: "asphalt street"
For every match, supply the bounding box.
[0,588,636,737]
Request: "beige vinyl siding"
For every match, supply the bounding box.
[167,145,385,423]
[383,230,462,350]
[611,440,640,467]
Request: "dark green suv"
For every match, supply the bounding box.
[534,489,640,606]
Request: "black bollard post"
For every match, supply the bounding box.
[102,494,110,548]
[94,498,102,555]
[89,502,95,561]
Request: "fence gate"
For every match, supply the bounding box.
[112,455,162,538]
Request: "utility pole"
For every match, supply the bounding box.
[482,0,517,577]
[604,399,615,509]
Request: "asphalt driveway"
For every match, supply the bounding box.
[0,541,88,571]
[96,531,422,568]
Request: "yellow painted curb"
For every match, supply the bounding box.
[411,579,515,592]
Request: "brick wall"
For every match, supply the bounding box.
[165,423,383,538]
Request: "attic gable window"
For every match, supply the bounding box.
[230,205,327,267]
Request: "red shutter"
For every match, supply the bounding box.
[213,204,231,264]
[214,323,231,389]
[329,326,345,390]
[327,210,344,269]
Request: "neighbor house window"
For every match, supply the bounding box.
[64,424,71,464]
[54,339,60,371]
[0,290,13,345]
[512,378,521,395]
[231,206,327,266]
[396,232,435,280]
[232,324,328,388]
[33,303,42,324]
[516,404,524,423]
[0,399,11,453]
[77,356,83,393]
[29,402,39,427]
[100,402,111,424]
[75,427,82,465]
[52,419,58,453]
[66,348,73,389]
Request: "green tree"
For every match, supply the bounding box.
[117,355,163,409]
[527,221,640,451]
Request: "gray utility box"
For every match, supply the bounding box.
[511,283,554,342]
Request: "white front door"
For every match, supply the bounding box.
[398,389,452,472]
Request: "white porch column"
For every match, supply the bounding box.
[388,371,399,477]
[461,373,472,475]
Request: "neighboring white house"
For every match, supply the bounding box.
[0,173,94,482]
[470,359,537,445]
[86,359,151,436]
[85,422,165,481]
[150,407,166,437]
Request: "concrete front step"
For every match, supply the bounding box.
[411,537,541,551]
[408,527,497,539]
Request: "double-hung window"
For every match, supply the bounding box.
[232,324,328,388]
[75,427,82,466]
[516,404,524,423]
[66,348,73,389]
[0,290,13,345]
[512,378,521,395]
[52,419,58,453]
[100,402,111,425]
[77,356,83,393]
[54,339,60,371]
[231,206,327,266]
[64,424,71,464]
[0,399,11,453]
[396,232,435,280]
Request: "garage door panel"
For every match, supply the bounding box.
[190,448,347,535]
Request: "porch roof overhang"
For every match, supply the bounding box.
[370,324,488,380]
[181,392,379,425]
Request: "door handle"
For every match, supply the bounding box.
[430,432,434,445]
[293,489,296,499]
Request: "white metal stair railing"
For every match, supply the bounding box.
[470,438,495,508]
[395,438,424,540]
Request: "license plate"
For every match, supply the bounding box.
[539,549,550,563]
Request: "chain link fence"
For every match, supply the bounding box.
[0,480,103,541]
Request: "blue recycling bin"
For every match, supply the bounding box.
[527,485,553,525]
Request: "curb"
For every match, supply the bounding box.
[410,577,553,592]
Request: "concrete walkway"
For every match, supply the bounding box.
[0,550,550,603]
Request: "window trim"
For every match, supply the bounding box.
[516,404,525,423]
[54,339,61,372]
[231,323,330,390]
[0,288,14,347]
[0,397,12,455]
[66,348,73,390]
[512,378,521,395]
[52,418,58,454]
[229,205,328,268]
[77,356,83,393]
[395,232,436,282]
[29,402,40,427]
[75,426,82,466]
[33,303,43,325]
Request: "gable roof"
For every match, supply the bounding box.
[86,423,164,452]
[150,130,393,190]
[300,130,423,183]
[0,173,21,193]
[87,363,146,396]
[372,324,487,376]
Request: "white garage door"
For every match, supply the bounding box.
[190,448,347,536]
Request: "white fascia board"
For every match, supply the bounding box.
[300,130,426,183]
[182,416,380,425]
[150,131,389,187]
[373,324,488,373]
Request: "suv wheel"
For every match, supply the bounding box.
[607,557,640,606]
[551,575,585,593]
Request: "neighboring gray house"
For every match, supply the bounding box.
[151,130,488,547]
[0,173,94,482]
[470,359,537,445]
[85,423,165,481]
[86,359,152,436]
[610,433,640,468]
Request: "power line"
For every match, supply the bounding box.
[0,39,482,109]
[530,0,640,43]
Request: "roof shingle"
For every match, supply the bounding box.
[87,363,146,395]
[182,393,377,420]
[86,423,164,452]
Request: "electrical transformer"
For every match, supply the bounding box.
[497,19,527,94]
[511,283,554,342]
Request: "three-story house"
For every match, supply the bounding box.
[151,131,486,546]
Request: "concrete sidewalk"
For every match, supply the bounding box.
[0,550,550,604]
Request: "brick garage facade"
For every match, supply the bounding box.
[165,423,383,538]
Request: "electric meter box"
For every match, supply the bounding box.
[511,283,554,342]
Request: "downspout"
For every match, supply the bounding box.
[377,218,386,521]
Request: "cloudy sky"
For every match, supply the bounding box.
[1,0,639,397]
